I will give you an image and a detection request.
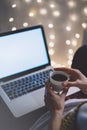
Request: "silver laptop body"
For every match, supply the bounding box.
[0,25,53,117]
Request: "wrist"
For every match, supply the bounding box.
[51,109,63,118]
[49,110,63,130]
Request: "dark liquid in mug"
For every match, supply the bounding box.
[52,74,67,81]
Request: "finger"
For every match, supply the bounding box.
[63,80,83,89]
[63,80,76,87]
[45,80,55,97]
[44,94,53,108]
[60,87,68,100]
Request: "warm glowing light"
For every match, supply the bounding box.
[9,17,14,22]
[11,27,17,31]
[52,10,60,17]
[75,33,80,38]
[23,22,28,27]
[68,49,74,54]
[8,0,85,69]
[72,39,77,46]
[66,26,71,31]
[68,55,73,60]
[29,12,35,17]
[83,7,87,15]
[55,64,65,67]
[49,34,55,39]
[67,1,76,8]
[49,42,55,47]
[51,61,56,67]
[28,9,37,17]
[49,49,55,55]
[70,14,77,21]
[50,4,55,8]
[12,4,17,8]
[82,22,87,29]
[37,0,42,3]
[39,8,47,15]
[25,0,31,2]
[68,60,72,65]
[48,24,54,28]
[66,40,71,45]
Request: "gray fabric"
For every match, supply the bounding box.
[29,111,50,130]
[76,103,87,130]
[29,100,87,130]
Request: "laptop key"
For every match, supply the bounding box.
[1,69,52,100]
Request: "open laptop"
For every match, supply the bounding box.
[0,25,80,117]
[0,25,53,117]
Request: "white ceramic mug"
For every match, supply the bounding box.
[50,70,69,92]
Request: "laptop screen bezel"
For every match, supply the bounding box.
[0,25,51,81]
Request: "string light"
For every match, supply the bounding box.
[70,14,77,21]
[49,34,55,39]
[25,0,31,2]
[66,40,71,45]
[29,12,35,17]
[12,4,17,8]
[66,26,71,31]
[51,62,65,68]
[68,55,73,60]
[23,22,28,27]
[49,42,55,47]
[39,8,47,15]
[9,17,14,22]
[50,4,55,8]
[82,22,87,29]
[83,7,87,15]
[49,49,55,55]
[75,33,80,39]
[68,59,72,66]
[67,1,76,8]
[72,39,77,46]
[51,61,56,67]
[48,23,54,28]
[37,0,42,3]
[11,27,17,31]
[68,52,74,66]
[28,9,37,17]
[55,64,65,67]
[7,0,86,68]
[52,10,60,17]
[68,49,74,54]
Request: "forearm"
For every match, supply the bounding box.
[49,111,63,130]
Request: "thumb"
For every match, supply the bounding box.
[60,87,68,100]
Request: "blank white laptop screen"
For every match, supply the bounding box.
[0,27,49,79]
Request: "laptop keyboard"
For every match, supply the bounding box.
[1,69,52,100]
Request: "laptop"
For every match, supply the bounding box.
[0,25,53,117]
[0,25,80,117]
